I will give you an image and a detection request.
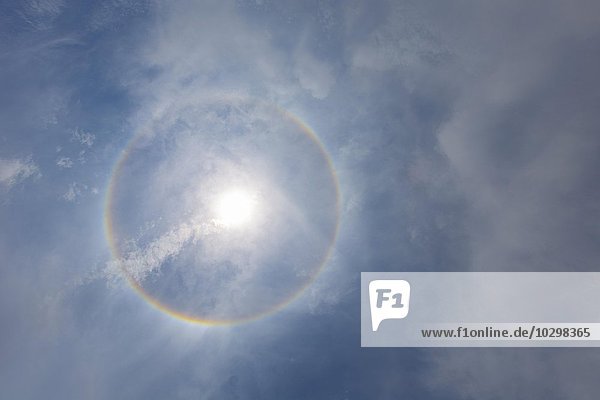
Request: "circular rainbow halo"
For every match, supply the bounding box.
[105,95,339,325]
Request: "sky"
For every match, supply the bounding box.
[1,0,599,399]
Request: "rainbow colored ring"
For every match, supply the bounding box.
[104,98,340,325]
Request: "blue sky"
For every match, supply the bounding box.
[1,0,600,399]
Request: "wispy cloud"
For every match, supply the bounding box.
[0,156,40,189]
[55,156,73,169]
[293,45,336,99]
[71,128,95,147]
[61,182,86,202]
[17,0,66,30]
[105,220,217,284]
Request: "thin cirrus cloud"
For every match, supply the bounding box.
[71,128,95,147]
[105,220,215,284]
[55,156,72,168]
[0,157,40,189]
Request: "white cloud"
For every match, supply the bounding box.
[56,156,73,168]
[61,182,86,202]
[26,0,65,16]
[348,3,447,73]
[121,0,309,112]
[106,220,217,284]
[88,0,150,32]
[77,149,87,164]
[61,182,102,202]
[293,48,335,99]
[71,128,95,147]
[0,157,40,188]
[19,0,66,30]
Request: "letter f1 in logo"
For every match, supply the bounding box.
[369,280,411,331]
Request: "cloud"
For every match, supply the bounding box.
[105,219,216,284]
[426,350,600,400]
[345,0,600,398]
[346,1,449,76]
[18,0,66,30]
[88,0,150,31]
[331,2,600,396]
[0,157,40,189]
[60,182,100,202]
[430,1,600,272]
[293,47,336,99]
[119,0,330,112]
[61,182,87,202]
[25,0,65,17]
[71,128,95,147]
[55,156,73,168]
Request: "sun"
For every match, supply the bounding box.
[214,189,257,228]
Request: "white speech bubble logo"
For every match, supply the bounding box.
[369,280,411,331]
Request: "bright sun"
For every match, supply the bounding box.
[214,189,257,228]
